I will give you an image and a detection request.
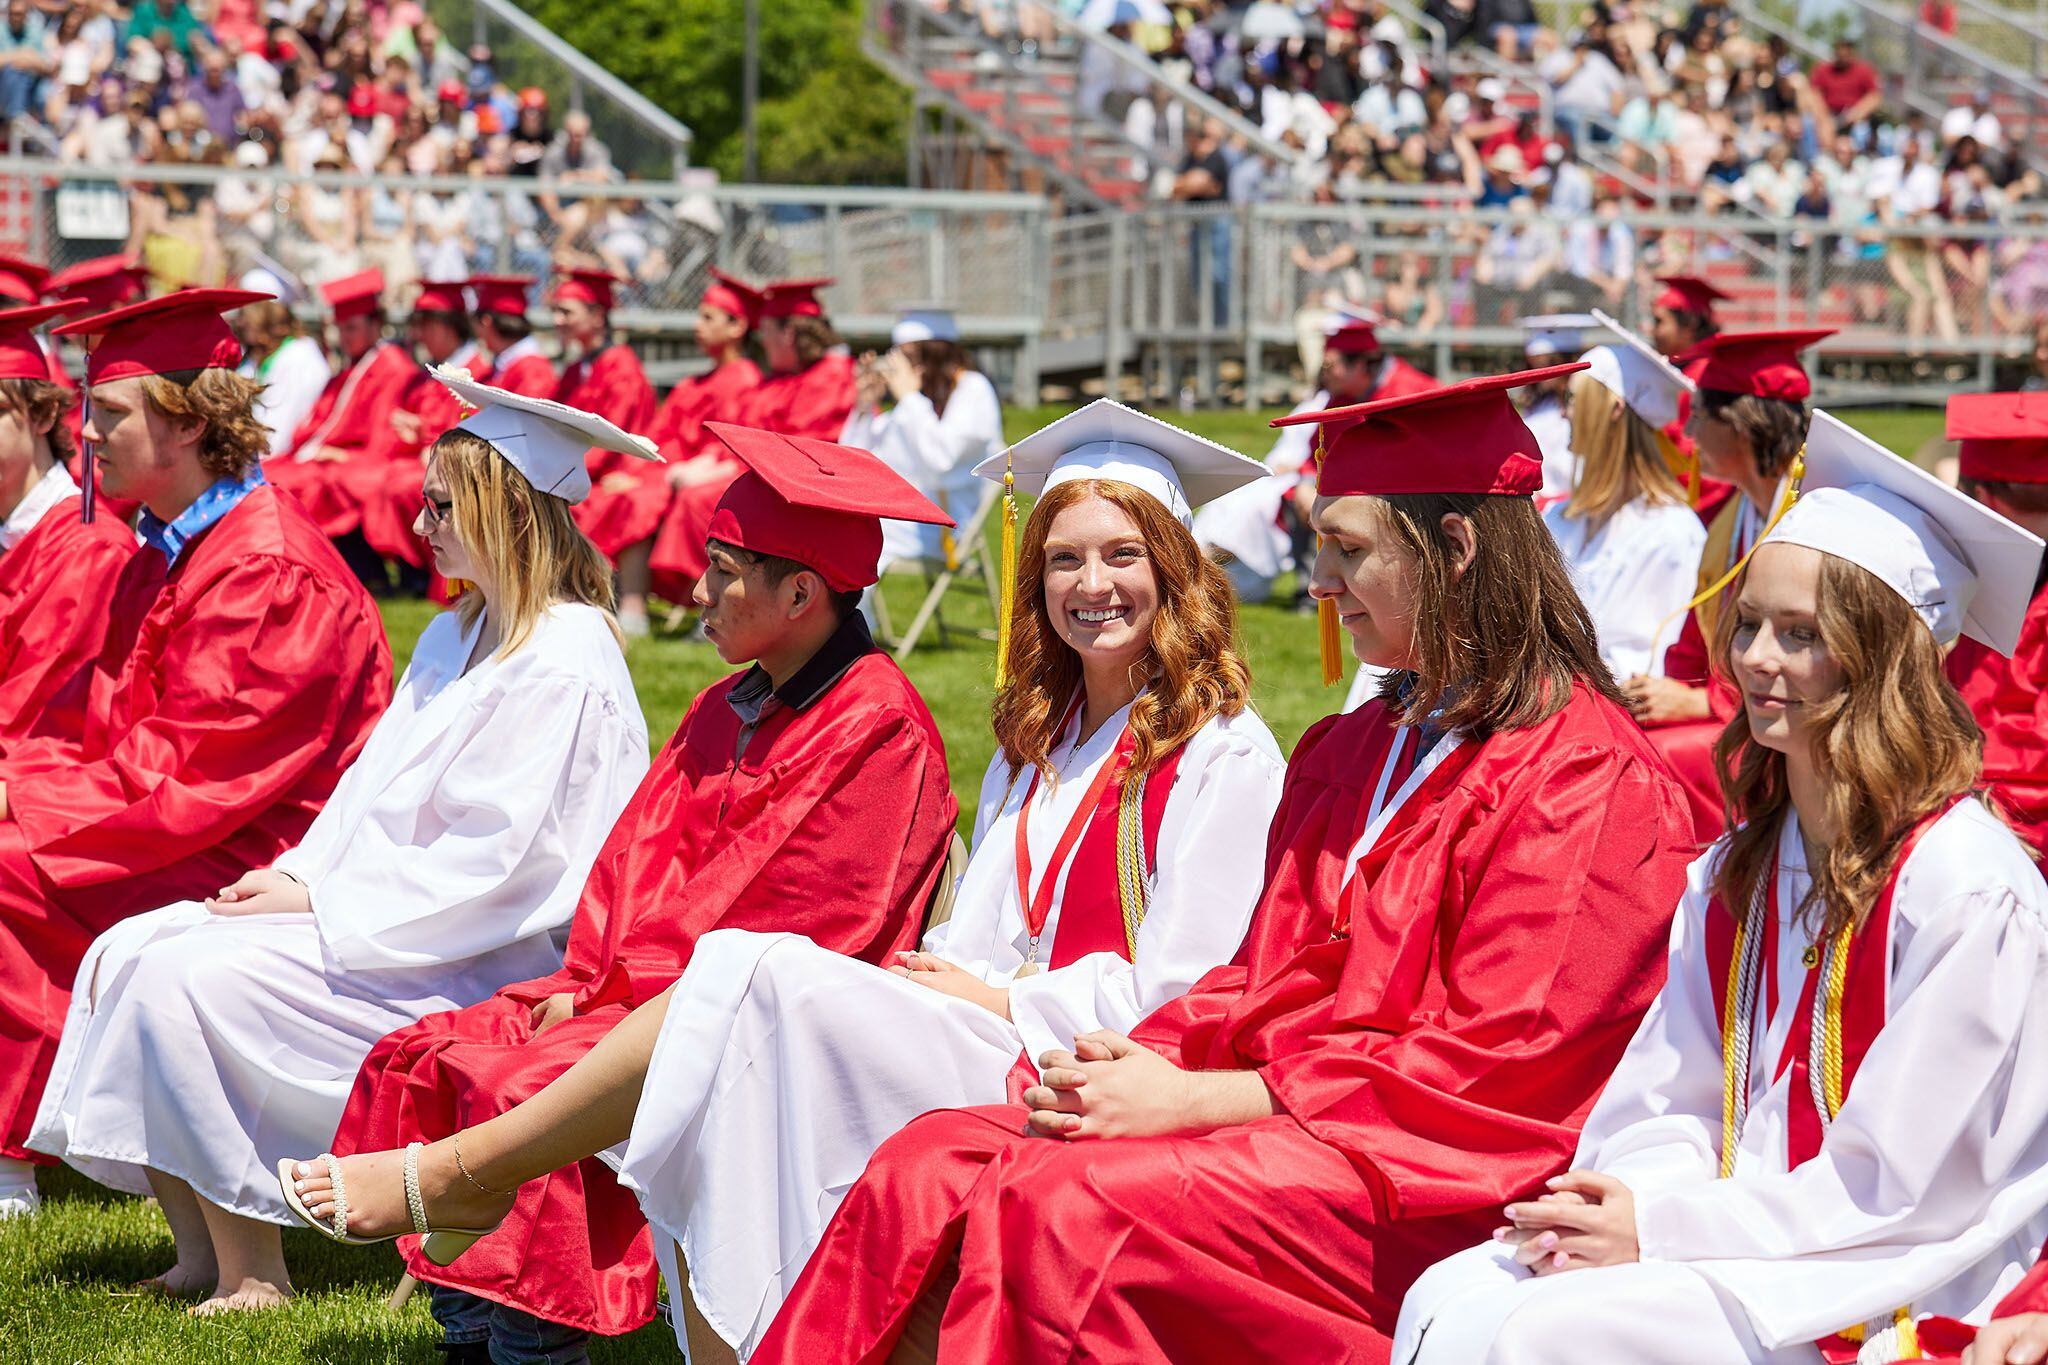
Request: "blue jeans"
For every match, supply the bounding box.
[0,68,39,121]
[429,1284,591,1365]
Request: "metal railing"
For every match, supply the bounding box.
[1050,201,2048,406]
[3,157,1046,389]
[423,0,693,180]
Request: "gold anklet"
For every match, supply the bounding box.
[452,1133,513,1197]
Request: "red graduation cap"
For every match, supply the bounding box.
[321,267,386,322]
[465,274,535,318]
[411,279,468,315]
[52,287,271,385]
[0,253,49,305]
[702,422,952,591]
[700,269,763,330]
[1654,274,1732,317]
[1323,309,1383,356]
[1274,362,1589,499]
[760,277,834,320]
[44,255,146,313]
[1690,327,1834,402]
[0,301,79,381]
[552,267,623,311]
[1950,391,2048,485]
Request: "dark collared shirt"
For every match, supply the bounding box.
[726,612,877,759]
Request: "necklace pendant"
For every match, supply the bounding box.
[1016,939,1041,978]
[1802,943,1821,970]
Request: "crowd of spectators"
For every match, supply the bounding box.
[948,0,2048,341]
[6,0,695,308]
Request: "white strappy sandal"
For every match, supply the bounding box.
[276,1144,498,1266]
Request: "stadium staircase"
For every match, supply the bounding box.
[863,0,1306,211]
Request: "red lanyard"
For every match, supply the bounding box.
[1012,705,1130,950]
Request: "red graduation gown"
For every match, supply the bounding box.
[755,683,1696,1365]
[646,358,763,602]
[0,494,137,758]
[490,349,558,399]
[333,638,958,1335]
[1948,579,2048,870]
[265,342,419,539]
[557,345,660,562]
[740,353,857,443]
[0,483,390,1158]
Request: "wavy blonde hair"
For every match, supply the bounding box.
[1561,372,1687,527]
[431,429,619,656]
[991,477,1252,783]
[1710,553,1984,938]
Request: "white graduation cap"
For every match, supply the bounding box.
[1761,410,2045,654]
[891,308,960,346]
[1580,309,1694,430]
[972,398,1266,528]
[434,365,663,505]
[1322,303,1382,338]
[1521,312,1601,359]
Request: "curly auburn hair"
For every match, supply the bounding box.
[138,368,269,480]
[0,378,77,467]
[1696,388,1809,482]
[1710,550,1985,938]
[991,477,1252,783]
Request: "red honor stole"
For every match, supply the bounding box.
[1705,803,1956,1172]
[1011,718,1185,969]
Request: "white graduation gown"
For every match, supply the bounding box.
[1393,800,2048,1365]
[843,370,1003,568]
[613,702,1286,1357]
[1526,395,1575,505]
[1194,390,1324,594]
[242,332,334,458]
[1543,497,1707,680]
[27,603,649,1223]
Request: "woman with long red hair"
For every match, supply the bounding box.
[274,403,1285,1359]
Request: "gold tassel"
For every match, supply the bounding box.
[446,578,469,599]
[941,525,959,573]
[1309,427,1343,687]
[1686,444,1700,509]
[1318,587,1343,687]
[993,464,1018,688]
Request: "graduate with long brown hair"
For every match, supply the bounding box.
[1398,414,2048,1365]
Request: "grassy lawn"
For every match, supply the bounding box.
[0,404,1945,1363]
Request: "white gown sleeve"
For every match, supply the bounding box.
[1630,819,2048,1348]
[260,338,333,457]
[300,674,649,971]
[889,373,1002,486]
[1006,712,1287,1061]
[1598,506,1706,681]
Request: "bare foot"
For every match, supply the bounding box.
[188,1278,292,1316]
[126,1261,216,1298]
[285,1142,514,1240]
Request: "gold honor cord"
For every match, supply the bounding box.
[1719,881,1920,1359]
[1115,772,1150,959]
[994,460,1019,688]
[1643,446,1807,677]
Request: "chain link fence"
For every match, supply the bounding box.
[6,157,1047,387]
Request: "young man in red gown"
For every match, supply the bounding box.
[0,288,390,1217]
[266,268,417,571]
[753,367,1698,1365]
[331,425,960,1362]
[1945,391,2048,871]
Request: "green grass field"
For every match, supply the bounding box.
[0,404,1947,1363]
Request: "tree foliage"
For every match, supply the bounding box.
[512,0,908,184]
